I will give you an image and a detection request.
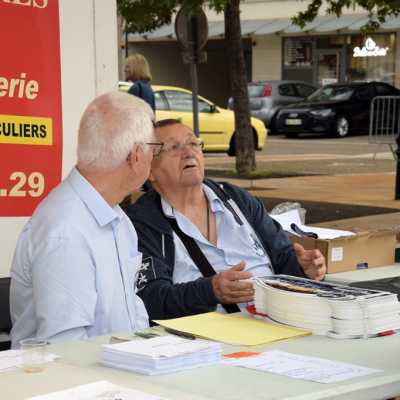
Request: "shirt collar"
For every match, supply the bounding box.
[160,183,224,218]
[67,167,122,228]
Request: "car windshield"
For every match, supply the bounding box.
[308,86,354,102]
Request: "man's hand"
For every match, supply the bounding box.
[293,242,326,281]
[211,261,254,304]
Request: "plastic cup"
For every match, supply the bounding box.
[20,338,48,373]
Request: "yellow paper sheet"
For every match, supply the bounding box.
[154,312,311,346]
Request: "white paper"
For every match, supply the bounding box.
[271,210,355,239]
[222,350,381,383]
[270,209,302,228]
[27,380,166,400]
[0,349,59,372]
[103,335,219,358]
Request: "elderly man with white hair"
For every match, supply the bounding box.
[10,92,162,347]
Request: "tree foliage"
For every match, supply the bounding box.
[117,0,228,34]
[293,0,400,31]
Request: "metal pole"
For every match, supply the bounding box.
[190,62,200,137]
[125,31,129,58]
[395,134,400,200]
[189,15,200,137]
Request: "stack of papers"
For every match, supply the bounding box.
[102,335,221,375]
[254,275,400,338]
[28,381,165,400]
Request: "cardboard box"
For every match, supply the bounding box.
[290,230,396,274]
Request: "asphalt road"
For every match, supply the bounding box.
[205,133,397,177]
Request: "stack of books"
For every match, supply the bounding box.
[253,275,400,338]
[102,335,221,375]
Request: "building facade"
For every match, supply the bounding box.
[126,0,400,107]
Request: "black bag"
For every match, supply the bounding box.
[349,277,400,300]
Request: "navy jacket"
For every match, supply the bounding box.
[125,179,306,321]
[128,80,155,111]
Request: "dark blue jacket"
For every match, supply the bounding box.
[128,80,155,111]
[125,179,306,321]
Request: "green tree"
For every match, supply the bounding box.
[293,0,400,30]
[117,0,256,174]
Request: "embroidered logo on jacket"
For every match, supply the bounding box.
[135,257,155,291]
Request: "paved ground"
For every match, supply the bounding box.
[204,134,400,229]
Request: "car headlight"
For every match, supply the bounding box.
[310,109,333,117]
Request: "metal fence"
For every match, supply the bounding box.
[369,96,400,145]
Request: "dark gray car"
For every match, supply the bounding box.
[228,80,316,133]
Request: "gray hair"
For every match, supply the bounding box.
[77,91,154,170]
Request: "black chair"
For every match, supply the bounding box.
[0,277,12,350]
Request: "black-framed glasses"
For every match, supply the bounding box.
[146,142,164,156]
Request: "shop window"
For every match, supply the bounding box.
[283,37,313,68]
[347,34,396,85]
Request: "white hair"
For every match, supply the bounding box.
[77,91,154,170]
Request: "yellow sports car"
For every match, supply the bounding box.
[119,82,267,156]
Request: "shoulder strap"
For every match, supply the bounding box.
[167,217,240,314]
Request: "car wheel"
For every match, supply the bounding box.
[335,116,350,138]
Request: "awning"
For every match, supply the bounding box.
[253,19,292,35]
[127,14,400,41]
[348,15,400,30]
[314,14,367,32]
[207,21,225,37]
[283,16,334,33]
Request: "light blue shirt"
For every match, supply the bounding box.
[10,168,149,347]
[161,185,273,309]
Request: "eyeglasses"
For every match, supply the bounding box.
[146,142,164,156]
[157,138,204,157]
[126,142,164,162]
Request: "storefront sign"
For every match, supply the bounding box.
[353,37,389,58]
[0,0,62,217]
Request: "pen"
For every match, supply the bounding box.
[134,331,160,339]
[164,327,196,340]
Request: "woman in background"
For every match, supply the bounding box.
[125,54,155,111]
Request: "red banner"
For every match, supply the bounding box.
[0,0,62,217]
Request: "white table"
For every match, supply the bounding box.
[2,331,400,400]
[325,263,400,285]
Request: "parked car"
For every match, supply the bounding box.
[227,80,317,133]
[275,81,400,138]
[119,82,267,155]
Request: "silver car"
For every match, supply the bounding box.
[228,80,316,133]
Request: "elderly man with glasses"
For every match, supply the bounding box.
[10,92,159,347]
[125,119,326,321]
